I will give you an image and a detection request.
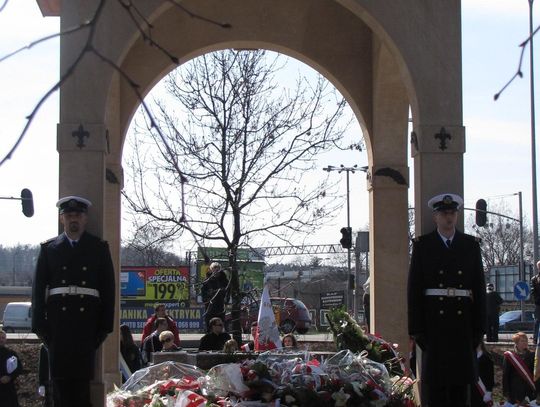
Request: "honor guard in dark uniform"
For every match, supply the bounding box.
[32,196,116,407]
[408,193,486,407]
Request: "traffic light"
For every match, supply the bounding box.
[20,188,34,218]
[475,199,487,227]
[340,227,352,249]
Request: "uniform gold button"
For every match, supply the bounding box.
[458,270,463,275]
[439,297,444,301]
[457,310,462,315]
[80,295,84,299]
[439,270,444,274]
[62,293,66,297]
[61,280,66,284]
[81,281,86,285]
[440,310,444,314]
[62,307,66,311]
[459,284,463,288]
[62,266,67,270]
[82,266,87,271]
[458,297,462,301]
[439,283,444,288]
[80,307,85,312]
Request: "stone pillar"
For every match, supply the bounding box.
[411,125,465,234]
[368,38,410,352]
[57,122,116,406]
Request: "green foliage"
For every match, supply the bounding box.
[326,307,403,376]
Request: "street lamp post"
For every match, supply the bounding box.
[323,164,359,317]
[529,0,539,263]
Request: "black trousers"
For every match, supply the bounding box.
[425,383,469,407]
[486,313,499,342]
[53,378,91,407]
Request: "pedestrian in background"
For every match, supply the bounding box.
[486,282,503,342]
[241,321,258,352]
[120,324,142,378]
[201,262,229,331]
[408,193,486,407]
[362,277,370,331]
[530,261,540,344]
[141,318,169,365]
[159,330,181,352]
[199,317,231,351]
[141,303,180,347]
[502,331,538,405]
[0,329,22,407]
[31,196,115,407]
[282,333,298,349]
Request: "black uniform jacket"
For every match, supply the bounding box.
[31,231,115,380]
[407,229,486,385]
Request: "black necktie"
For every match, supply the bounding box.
[446,239,451,248]
[72,240,78,248]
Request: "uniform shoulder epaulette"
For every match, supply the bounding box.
[462,233,481,243]
[40,237,55,245]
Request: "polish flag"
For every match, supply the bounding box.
[254,285,282,351]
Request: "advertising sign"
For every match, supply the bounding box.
[119,300,204,332]
[197,248,265,293]
[320,291,345,309]
[120,266,200,331]
[121,266,189,305]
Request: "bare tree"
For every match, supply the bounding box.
[465,202,533,270]
[123,49,352,342]
[121,222,184,266]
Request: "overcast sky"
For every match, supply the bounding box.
[0,1,538,257]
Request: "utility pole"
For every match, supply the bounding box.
[323,164,358,316]
[529,0,539,263]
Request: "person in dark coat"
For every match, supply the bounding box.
[530,261,540,343]
[38,343,53,407]
[201,262,229,331]
[120,324,142,378]
[408,193,486,407]
[31,196,116,407]
[485,282,503,342]
[0,329,22,407]
[199,317,231,351]
[471,341,494,406]
[502,331,538,404]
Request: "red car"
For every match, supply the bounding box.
[226,297,312,334]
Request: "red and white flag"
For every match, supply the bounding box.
[254,285,282,351]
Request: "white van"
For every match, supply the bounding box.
[2,302,32,333]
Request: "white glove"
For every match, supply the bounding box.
[483,391,492,403]
[38,385,46,397]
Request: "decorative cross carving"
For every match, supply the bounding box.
[72,124,89,149]
[434,127,451,151]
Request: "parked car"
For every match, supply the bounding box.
[2,302,32,333]
[499,310,535,332]
[226,297,312,334]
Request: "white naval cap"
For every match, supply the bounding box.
[56,196,92,213]
[427,193,463,211]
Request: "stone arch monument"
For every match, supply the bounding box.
[38,0,465,403]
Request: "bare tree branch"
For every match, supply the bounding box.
[1,0,230,166]
[494,24,540,100]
